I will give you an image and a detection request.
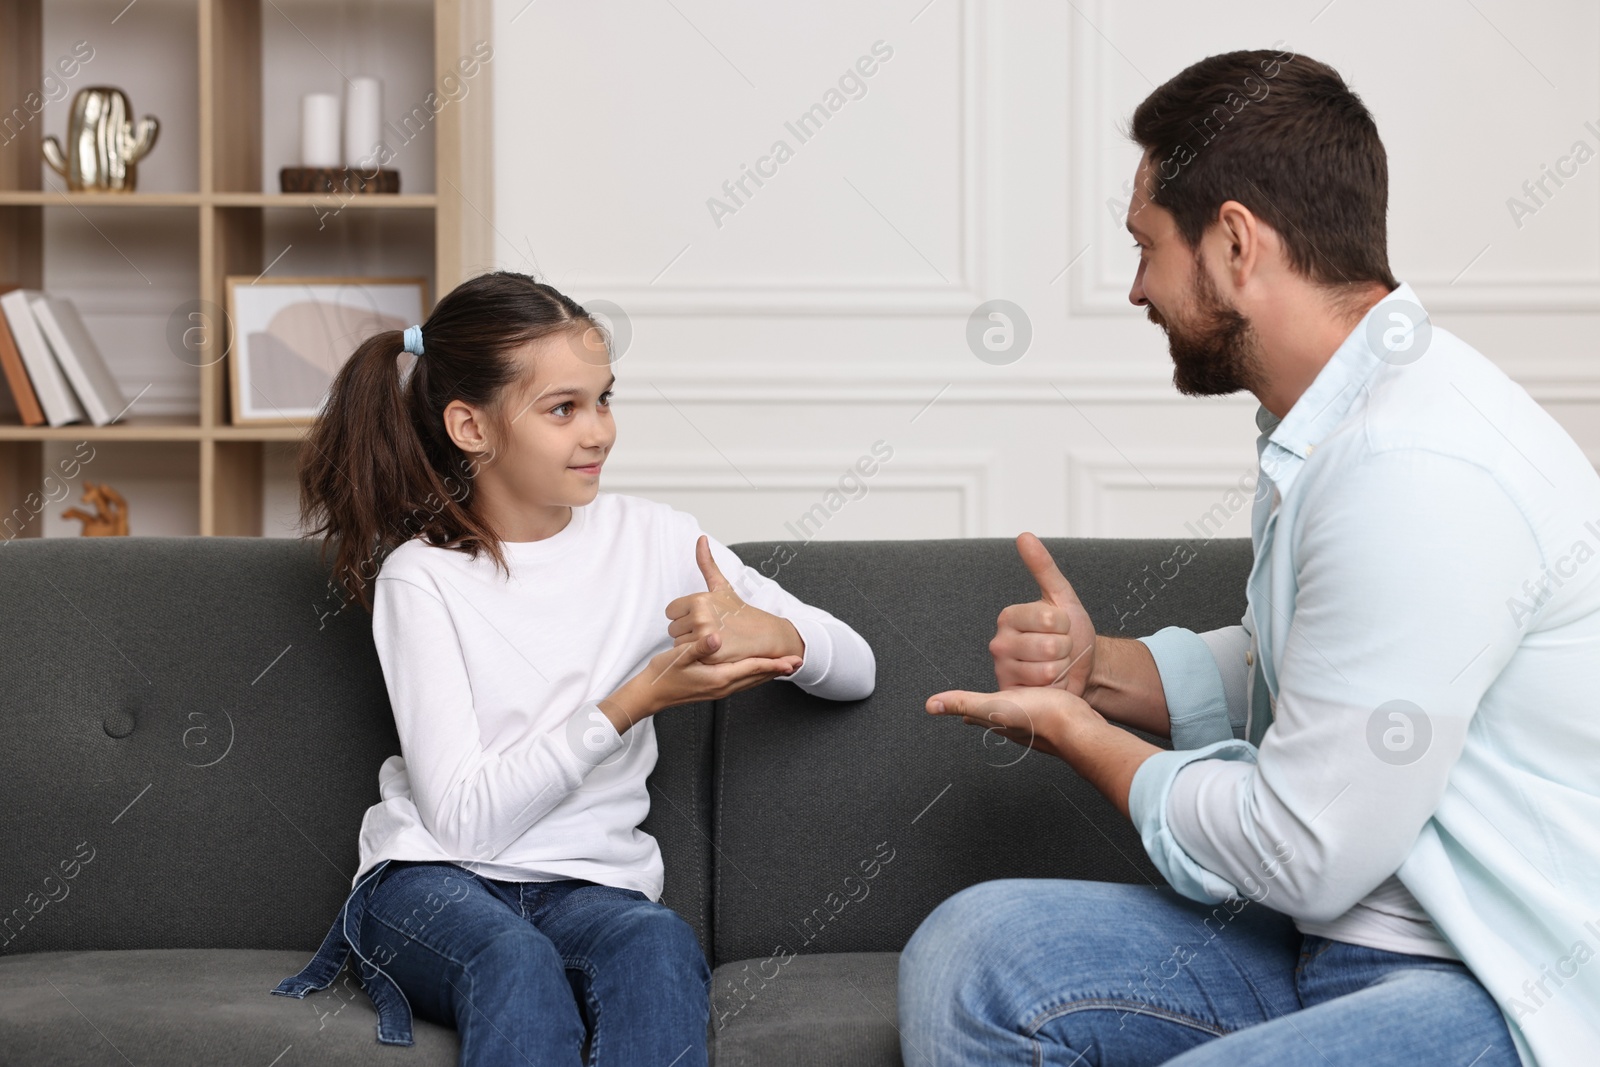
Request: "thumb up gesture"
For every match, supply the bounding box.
[666,535,806,666]
[989,532,1097,694]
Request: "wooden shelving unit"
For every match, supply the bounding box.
[0,0,491,536]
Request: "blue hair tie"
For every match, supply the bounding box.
[402,324,425,356]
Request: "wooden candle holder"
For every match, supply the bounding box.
[279,167,401,195]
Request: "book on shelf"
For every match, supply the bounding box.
[29,294,129,427]
[0,285,46,426]
[0,289,85,427]
[0,290,130,428]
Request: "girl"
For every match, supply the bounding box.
[271,271,876,1065]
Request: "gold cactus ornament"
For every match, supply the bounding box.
[42,87,160,193]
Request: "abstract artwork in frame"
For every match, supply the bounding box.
[226,276,429,425]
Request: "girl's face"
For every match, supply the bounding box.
[445,324,617,540]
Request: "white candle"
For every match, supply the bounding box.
[300,93,341,168]
[344,76,383,171]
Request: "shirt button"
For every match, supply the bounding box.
[1246,650,1255,666]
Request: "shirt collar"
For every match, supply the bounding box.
[1256,280,1421,481]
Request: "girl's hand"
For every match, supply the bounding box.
[599,633,801,733]
[665,536,807,666]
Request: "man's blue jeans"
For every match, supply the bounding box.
[898,879,1519,1066]
[342,860,707,1066]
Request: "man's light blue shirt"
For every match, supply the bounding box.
[1128,281,1600,1067]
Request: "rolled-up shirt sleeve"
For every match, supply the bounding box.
[1129,449,1541,919]
[1138,622,1251,749]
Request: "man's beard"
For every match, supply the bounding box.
[1146,256,1264,397]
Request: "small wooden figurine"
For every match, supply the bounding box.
[63,481,129,536]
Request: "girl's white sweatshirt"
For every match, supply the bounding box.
[354,491,876,899]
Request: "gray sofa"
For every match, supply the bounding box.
[0,534,1251,1066]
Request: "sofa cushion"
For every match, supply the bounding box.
[711,952,901,1067]
[0,948,458,1065]
[713,537,1252,965]
[0,538,713,960]
[2,948,902,1066]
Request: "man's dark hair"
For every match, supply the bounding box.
[1129,47,1398,292]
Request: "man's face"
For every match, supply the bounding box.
[1126,155,1263,397]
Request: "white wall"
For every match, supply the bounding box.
[480,0,1600,549]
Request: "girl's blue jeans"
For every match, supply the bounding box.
[272,859,709,1066]
[898,878,1520,1067]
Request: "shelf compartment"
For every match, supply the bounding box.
[42,204,202,423]
[44,0,201,195]
[258,0,438,196]
[255,203,436,302]
[1,439,200,538]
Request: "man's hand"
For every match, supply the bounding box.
[666,535,806,665]
[925,685,1104,763]
[990,532,1098,695]
[925,684,1160,819]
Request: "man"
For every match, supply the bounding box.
[898,49,1600,1067]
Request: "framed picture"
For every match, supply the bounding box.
[225,275,429,425]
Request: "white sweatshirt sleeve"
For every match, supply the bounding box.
[682,518,876,702]
[371,573,627,862]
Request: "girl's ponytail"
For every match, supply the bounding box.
[298,272,597,612]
